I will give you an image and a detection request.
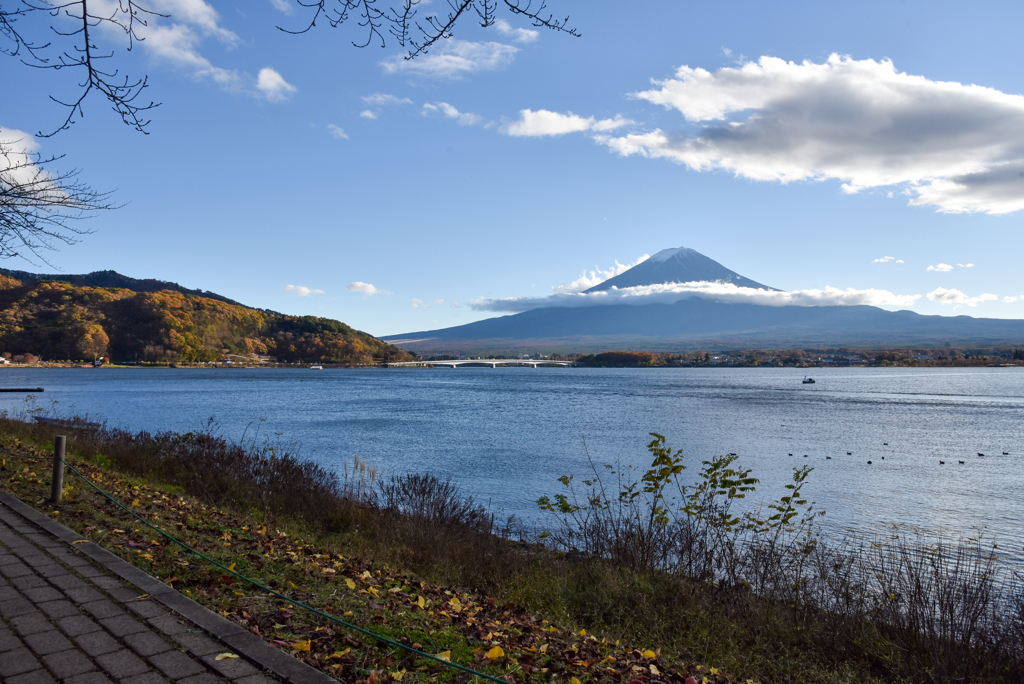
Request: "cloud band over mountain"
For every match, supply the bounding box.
[471,281,922,313]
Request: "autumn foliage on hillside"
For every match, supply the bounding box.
[0,277,411,364]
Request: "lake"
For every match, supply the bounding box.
[1,366,1021,564]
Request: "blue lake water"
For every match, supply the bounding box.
[1,367,1021,563]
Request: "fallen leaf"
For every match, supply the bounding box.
[215,653,239,661]
[435,651,451,662]
[330,649,351,659]
[642,650,656,659]
[486,646,504,660]
[572,678,582,684]
[539,644,548,654]
[417,596,425,609]
[391,669,407,681]
[293,640,311,652]
[650,665,660,675]
[345,578,356,590]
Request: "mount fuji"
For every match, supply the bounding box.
[383,248,1024,354]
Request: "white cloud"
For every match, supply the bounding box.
[434,299,446,305]
[958,263,975,268]
[926,288,997,307]
[927,263,954,272]
[411,298,430,309]
[505,109,633,137]
[493,19,539,43]
[473,281,921,313]
[256,67,297,102]
[594,54,1024,215]
[359,110,378,119]
[362,93,413,107]
[873,256,904,264]
[0,128,42,187]
[346,282,389,296]
[552,255,651,294]
[327,124,349,140]
[382,40,519,78]
[423,102,483,126]
[268,0,292,13]
[283,284,324,297]
[88,0,302,101]
[1004,296,1018,303]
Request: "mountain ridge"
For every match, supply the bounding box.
[584,246,776,293]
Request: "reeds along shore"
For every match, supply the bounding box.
[1,414,1022,684]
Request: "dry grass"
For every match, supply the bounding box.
[2,414,1021,683]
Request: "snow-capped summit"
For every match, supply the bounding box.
[584,246,776,293]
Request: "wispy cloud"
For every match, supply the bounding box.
[926,287,997,307]
[268,0,292,14]
[327,124,349,140]
[283,284,324,297]
[422,102,483,126]
[593,54,1024,214]
[472,281,921,313]
[552,255,650,294]
[873,256,904,264]
[93,0,293,101]
[346,282,389,296]
[927,262,974,272]
[362,93,413,107]
[382,40,519,78]
[256,67,297,102]
[505,110,633,137]
[411,298,429,309]
[1004,296,1018,303]
[492,18,538,43]
[359,110,378,119]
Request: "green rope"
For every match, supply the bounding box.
[0,446,510,684]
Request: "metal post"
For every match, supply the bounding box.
[50,435,66,504]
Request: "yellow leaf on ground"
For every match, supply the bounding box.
[650,665,660,676]
[140,553,153,559]
[391,669,407,681]
[435,651,451,662]
[539,644,548,654]
[641,650,656,659]
[228,563,236,572]
[579,629,586,636]
[215,653,239,661]
[72,540,89,545]
[345,578,356,589]
[361,570,371,579]
[486,646,505,660]
[572,678,582,684]
[329,649,351,659]
[289,582,300,590]
[449,597,461,611]
[368,587,379,597]
[709,667,719,675]
[292,640,311,652]
[131,499,140,507]
[417,596,425,609]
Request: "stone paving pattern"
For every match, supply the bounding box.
[0,490,336,684]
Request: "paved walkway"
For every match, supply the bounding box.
[0,490,335,684]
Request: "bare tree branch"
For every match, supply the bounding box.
[2,1,161,136]
[0,137,115,266]
[280,0,578,58]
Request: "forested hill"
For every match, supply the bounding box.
[0,274,411,365]
[0,268,280,314]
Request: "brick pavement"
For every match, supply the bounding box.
[0,490,336,684]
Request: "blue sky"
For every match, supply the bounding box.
[3,0,1024,337]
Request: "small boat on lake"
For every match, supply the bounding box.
[310,365,324,370]
[802,377,816,384]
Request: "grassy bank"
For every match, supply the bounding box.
[0,415,1020,684]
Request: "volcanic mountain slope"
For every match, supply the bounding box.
[384,247,1024,354]
[585,247,775,292]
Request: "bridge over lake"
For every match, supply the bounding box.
[386,359,579,368]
